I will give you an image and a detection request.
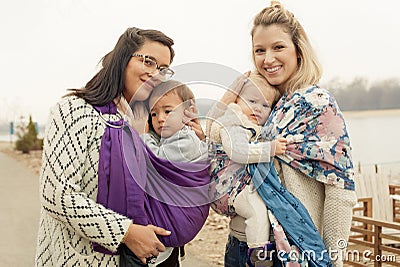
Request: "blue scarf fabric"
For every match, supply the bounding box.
[248,162,332,267]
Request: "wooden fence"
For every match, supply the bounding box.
[345,197,400,266]
[390,185,400,223]
[354,171,392,221]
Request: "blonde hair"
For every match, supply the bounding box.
[248,72,281,107]
[251,1,322,94]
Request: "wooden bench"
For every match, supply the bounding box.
[345,198,400,266]
[390,185,400,223]
[352,197,373,242]
[346,216,400,266]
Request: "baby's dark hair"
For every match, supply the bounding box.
[149,80,195,109]
[147,80,195,133]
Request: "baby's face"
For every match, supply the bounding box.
[149,92,186,138]
[236,82,271,126]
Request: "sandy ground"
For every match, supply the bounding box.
[0,141,230,266]
[0,143,40,266]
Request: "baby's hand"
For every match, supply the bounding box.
[183,100,206,141]
[275,137,287,155]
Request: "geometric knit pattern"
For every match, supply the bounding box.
[35,96,132,266]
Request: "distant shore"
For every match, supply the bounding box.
[344,108,400,118]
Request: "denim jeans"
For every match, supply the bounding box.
[224,234,249,267]
[224,234,282,267]
[119,244,180,267]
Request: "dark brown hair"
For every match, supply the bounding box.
[149,80,195,109]
[147,80,195,133]
[67,27,174,106]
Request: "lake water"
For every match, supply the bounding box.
[343,109,400,181]
[344,109,400,165]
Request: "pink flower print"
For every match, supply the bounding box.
[304,88,329,107]
[326,173,337,185]
[267,211,301,267]
[318,107,345,138]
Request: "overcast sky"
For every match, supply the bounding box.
[1,0,399,124]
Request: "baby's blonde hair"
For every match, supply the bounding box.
[247,72,281,107]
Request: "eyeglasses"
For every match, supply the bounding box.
[132,53,174,81]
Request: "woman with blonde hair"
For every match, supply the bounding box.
[217,2,357,266]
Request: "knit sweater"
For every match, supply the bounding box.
[141,126,208,163]
[35,96,132,266]
[230,159,357,267]
[209,103,275,164]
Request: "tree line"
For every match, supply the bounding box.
[322,77,400,111]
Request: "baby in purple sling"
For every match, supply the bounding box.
[95,80,210,266]
[140,80,209,265]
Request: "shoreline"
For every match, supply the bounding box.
[343,108,400,118]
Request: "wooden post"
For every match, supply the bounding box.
[390,184,400,223]
[363,198,373,242]
[374,225,382,267]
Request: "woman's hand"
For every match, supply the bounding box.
[130,102,149,134]
[219,71,251,107]
[206,71,251,135]
[123,223,171,264]
[183,100,206,141]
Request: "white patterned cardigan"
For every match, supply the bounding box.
[35,96,132,266]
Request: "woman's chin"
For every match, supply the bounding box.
[131,92,151,102]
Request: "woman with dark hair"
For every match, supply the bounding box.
[34,27,194,266]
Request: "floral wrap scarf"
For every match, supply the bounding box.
[260,85,355,191]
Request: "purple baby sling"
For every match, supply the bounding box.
[93,102,210,254]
